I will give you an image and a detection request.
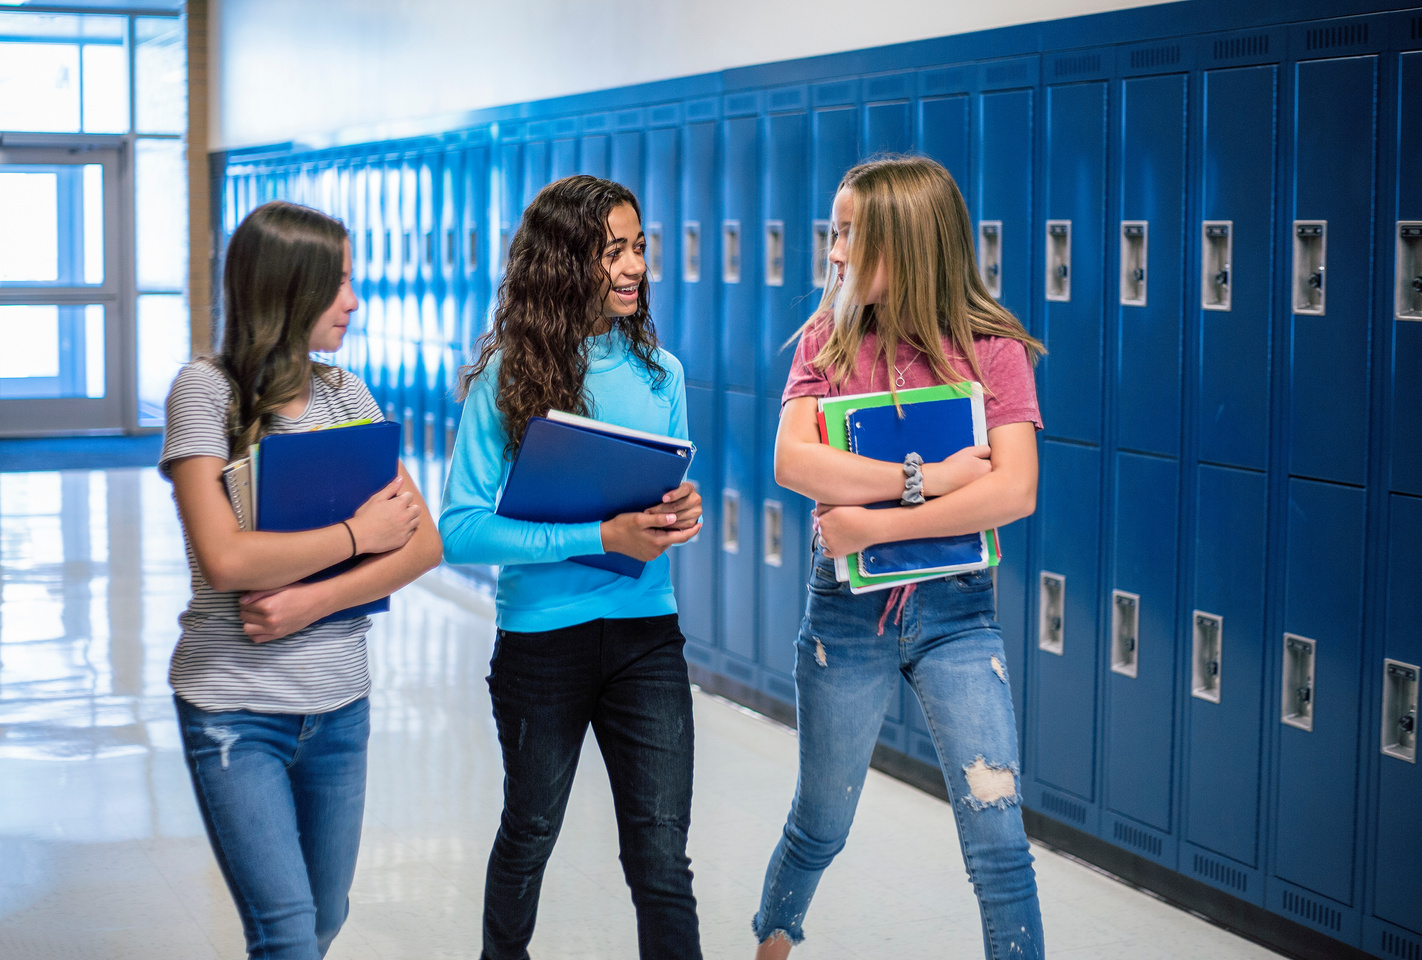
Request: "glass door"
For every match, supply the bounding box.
[0,143,125,434]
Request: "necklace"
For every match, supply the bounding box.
[893,350,920,387]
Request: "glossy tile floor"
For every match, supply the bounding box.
[0,467,1286,959]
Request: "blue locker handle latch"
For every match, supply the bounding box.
[1401,711,1416,734]
[987,263,1000,278]
[1055,264,1069,279]
[1215,268,1230,287]
[1296,684,1312,705]
[1411,275,1422,294]
[1308,270,1323,290]
[1208,659,1220,677]
[1132,268,1145,283]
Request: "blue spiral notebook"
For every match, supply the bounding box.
[496,411,695,579]
[254,420,402,623]
[845,395,991,578]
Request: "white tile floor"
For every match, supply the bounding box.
[0,467,1286,959]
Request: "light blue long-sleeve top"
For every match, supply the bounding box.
[439,331,688,632]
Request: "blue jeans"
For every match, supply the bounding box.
[175,695,370,960]
[482,614,701,960]
[753,550,1044,959]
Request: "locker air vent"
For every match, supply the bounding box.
[1382,929,1422,960]
[769,88,804,112]
[1305,22,1369,51]
[1129,45,1181,70]
[1040,791,1088,825]
[986,61,1029,83]
[1281,889,1342,932]
[1212,34,1270,60]
[650,105,679,126]
[1191,853,1248,892]
[1053,54,1103,77]
[1112,821,1163,857]
[616,110,641,129]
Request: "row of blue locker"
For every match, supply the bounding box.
[218,5,1421,956]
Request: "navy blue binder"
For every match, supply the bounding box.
[846,398,989,577]
[255,420,402,622]
[496,413,695,578]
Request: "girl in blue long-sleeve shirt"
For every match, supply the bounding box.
[439,175,704,960]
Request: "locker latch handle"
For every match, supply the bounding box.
[1401,711,1416,734]
[1132,267,1145,283]
[1296,683,1312,706]
[987,263,1000,278]
[1208,659,1220,677]
[1055,264,1069,279]
[1412,275,1422,294]
[1308,269,1323,291]
[1214,268,1230,287]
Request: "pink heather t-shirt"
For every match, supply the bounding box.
[782,314,1044,432]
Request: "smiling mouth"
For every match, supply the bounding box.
[613,284,638,299]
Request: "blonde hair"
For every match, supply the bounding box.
[802,155,1043,393]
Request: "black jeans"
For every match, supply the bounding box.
[481,614,702,960]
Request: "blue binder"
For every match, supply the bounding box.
[846,398,989,577]
[496,413,695,578]
[255,420,402,622]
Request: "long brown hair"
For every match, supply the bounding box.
[457,175,667,456]
[215,200,348,456]
[804,155,1043,393]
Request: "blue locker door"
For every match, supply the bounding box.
[721,389,758,665]
[721,115,759,393]
[645,127,680,359]
[1116,73,1185,458]
[1375,494,1422,933]
[550,139,576,181]
[1288,56,1377,487]
[919,95,969,186]
[1391,52,1422,496]
[978,89,1036,756]
[580,134,609,178]
[1199,64,1277,472]
[1105,452,1178,836]
[864,99,911,156]
[762,111,808,396]
[813,107,858,225]
[1030,439,1101,810]
[1185,465,1268,892]
[679,384,719,651]
[611,130,643,197]
[1041,81,1107,445]
[679,121,718,384]
[756,398,807,696]
[522,140,550,209]
[1275,478,1365,908]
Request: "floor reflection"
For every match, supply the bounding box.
[0,467,1285,959]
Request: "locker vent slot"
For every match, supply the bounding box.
[646,223,663,284]
[865,76,909,99]
[1306,22,1369,51]
[1382,929,1422,960]
[726,93,757,115]
[812,220,832,288]
[1281,890,1342,932]
[986,61,1029,83]
[1112,821,1162,856]
[1191,853,1248,892]
[1281,633,1317,732]
[1192,611,1223,703]
[1053,53,1102,77]
[1382,659,1419,763]
[1129,45,1180,70]
[687,100,717,121]
[650,105,678,125]
[1212,34,1270,60]
[1040,791,1088,824]
[769,88,803,111]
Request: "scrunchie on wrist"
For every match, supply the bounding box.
[901,452,925,506]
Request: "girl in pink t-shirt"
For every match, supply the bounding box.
[751,156,1046,960]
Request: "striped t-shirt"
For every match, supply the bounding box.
[158,358,384,714]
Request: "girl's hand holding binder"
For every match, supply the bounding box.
[602,481,703,562]
[923,445,993,498]
[348,475,422,554]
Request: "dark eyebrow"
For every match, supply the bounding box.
[605,230,645,248]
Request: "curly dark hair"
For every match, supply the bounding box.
[457,175,667,457]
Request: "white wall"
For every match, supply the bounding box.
[212,0,1177,150]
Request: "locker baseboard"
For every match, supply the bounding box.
[690,661,1376,960]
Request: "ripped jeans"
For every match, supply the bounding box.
[753,550,1044,959]
[174,695,369,960]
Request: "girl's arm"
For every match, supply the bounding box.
[814,420,1038,559]
[169,454,421,592]
[237,460,444,642]
[775,395,993,504]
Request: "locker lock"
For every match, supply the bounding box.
[1208,659,1220,677]
[1132,267,1145,283]
[1215,268,1230,287]
[987,262,1000,278]
[1055,264,1069,280]
[1296,683,1312,706]
[1412,275,1422,294]
[1308,269,1324,290]
[1402,710,1417,735]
